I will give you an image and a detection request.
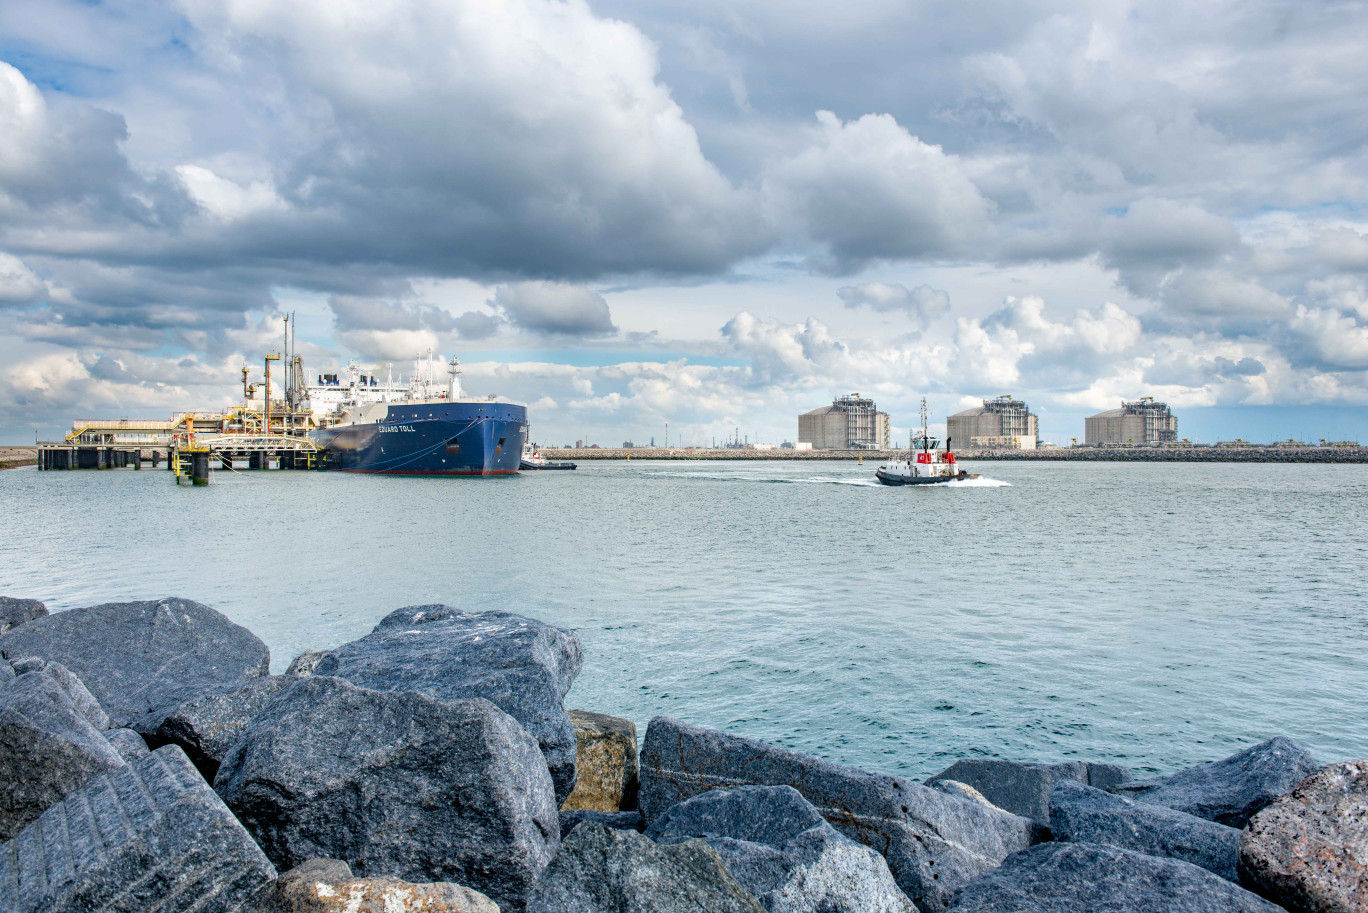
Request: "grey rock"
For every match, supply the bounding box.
[0,597,271,730]
[528,822,766,913]
[258,857,499,913]
[946,842,1284,913]
[144,674,290,782]
[286,650,328,676]
[0,657,11,683]
[1049,779,1241,881]
[0,670,126,840]
[927,758,1130,828]
[0,596,46,634]
[647,785,916,913]
[0,745,276,913]
[1238,760,1368,913]
[106,727,150,761]
[561,809,645,837]
[9,657,109,730]
[639,717,1034,913]
[563,709,639,812]
[215,675,559,913]
[1114,737,1320,827]
[1084,762,1134,791]
[313,606,583,805]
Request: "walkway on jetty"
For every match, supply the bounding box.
[541,445,1368,463]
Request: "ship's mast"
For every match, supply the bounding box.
[919,397,929,454]
[447,355,462,400]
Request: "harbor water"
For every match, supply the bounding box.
[2,460,1365,778]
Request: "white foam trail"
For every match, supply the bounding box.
[944,476,1012,488]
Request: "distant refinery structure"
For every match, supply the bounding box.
[1085,397,1178,445]
[799,393,891,450]
[947,395,1039,450]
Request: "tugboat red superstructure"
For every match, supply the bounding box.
[875,398,979,486]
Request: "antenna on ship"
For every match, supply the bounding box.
[919,397,930,454]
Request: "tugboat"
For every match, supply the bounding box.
[520,441,576,471]
[875,398,978,486]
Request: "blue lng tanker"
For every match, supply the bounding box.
[308,356,527,476]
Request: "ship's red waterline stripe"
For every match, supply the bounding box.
[336,469,519,476]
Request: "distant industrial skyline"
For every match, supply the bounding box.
[2,1,1367,446]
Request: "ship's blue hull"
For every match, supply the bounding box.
[310,401,527,475]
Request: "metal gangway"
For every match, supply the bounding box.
[172,432,320,485]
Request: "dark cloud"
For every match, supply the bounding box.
[491,282,617,337]
[837,281,951,327]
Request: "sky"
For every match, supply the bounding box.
[2,0,1368,447]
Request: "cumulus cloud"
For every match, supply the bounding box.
[490,282,617,336]
[764,111,992,272]
[837,282,951,328]
[0,252,44,305]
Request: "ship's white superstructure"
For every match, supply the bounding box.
[305,350,471,425]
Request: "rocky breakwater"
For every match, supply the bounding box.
[3,593,1367,913]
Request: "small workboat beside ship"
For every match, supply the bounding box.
[875,399,979,486]
[520,442,576,470]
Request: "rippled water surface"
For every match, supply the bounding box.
[3,460,1365,778]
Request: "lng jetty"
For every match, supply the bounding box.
[1,594,1363,913]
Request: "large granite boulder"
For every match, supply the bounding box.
[313,606,583,804]
[647,785,916,913]
[0,669,126,839]
[258,858,499,913]
[1238,760,1368,913]
[528,822,766,913]
[1049,779,1241,881]
[1114,737,1320,827]
[143,675,290,782]
[640,717,1034,913]
[563,710,640,812]
[0,597,271,730]
[1,745,275,913]
[215,675,559,913]
[0,596,46,634]
[8,657,110,730]
[927,758,1130,828]
[946,842,1284,913]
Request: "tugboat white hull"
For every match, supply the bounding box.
[875,468,977,486]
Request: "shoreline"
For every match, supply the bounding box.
[539,445,1368,463]
[0,447,36,470]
